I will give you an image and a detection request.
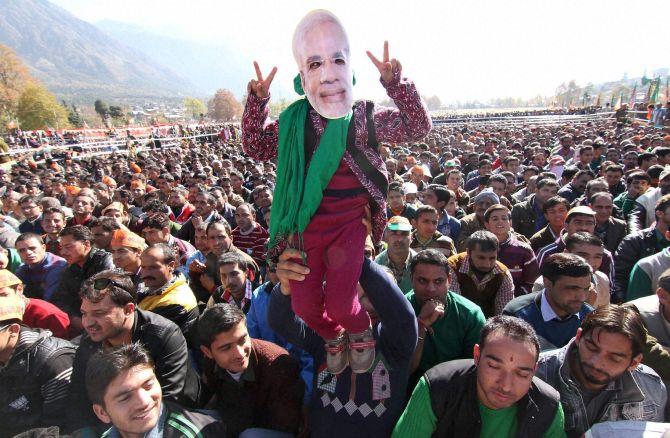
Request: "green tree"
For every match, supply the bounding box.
[109,105,124,119]
[94,99,110,126]
[67,103,83,127]
[183,97,206,119]
[207,89,242,121]
[16,83,69,130]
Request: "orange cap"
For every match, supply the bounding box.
[110,229,146,251]
[65,185,81,196]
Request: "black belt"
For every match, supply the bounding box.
[323,187,368,198]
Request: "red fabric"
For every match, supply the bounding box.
[289,183,371,340]
[24,299,71,339]
[174,203,196,224]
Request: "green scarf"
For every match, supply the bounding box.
[269,98,352,254]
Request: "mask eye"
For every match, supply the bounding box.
[309,61,321,70]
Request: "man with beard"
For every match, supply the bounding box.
[535,305,667,437]
[456,189,498,251]
[86,344,223,438]
[393,316,565,437]
[628,166,670,233]
[67,269,199,434]
[167,187,196,225]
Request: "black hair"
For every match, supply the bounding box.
[60,225,94,243]
[79,269,137,306]
[466,230,499,252]
[479,315,540,361]
[540,253,592,283]
[410,249,449,277]
[198,303,246,347]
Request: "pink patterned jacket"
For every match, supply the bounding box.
[242,68,432,247]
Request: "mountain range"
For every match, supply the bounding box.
[0,0,253,103]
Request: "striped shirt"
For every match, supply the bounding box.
[232,223,269,266]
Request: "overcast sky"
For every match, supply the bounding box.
[51,0,669,103]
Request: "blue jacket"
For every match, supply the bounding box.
[268,258,417,438]
[16,252,67,301]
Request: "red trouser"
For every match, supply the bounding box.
[290,194,371,340]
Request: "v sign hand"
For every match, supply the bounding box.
[366,41,401,84]
[247,61,278,99]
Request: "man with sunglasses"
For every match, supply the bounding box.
[67,269,200,434]
[0,293,75,436]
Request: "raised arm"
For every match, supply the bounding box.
[366,41,432,143]
[241,62,280,161]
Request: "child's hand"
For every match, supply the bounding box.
[276,248,310,296]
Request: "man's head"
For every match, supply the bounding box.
[292,10,353,119]
[218,252,249,298]
[474,316,540,410]
[565,232,604,273]
[572,170,594,193]
[198,303,251,373]
[565,206,596,235]
[483,204,511,240]
[141,213,171,245]
[542,196,570,231]
[206,221,232,256]
[466,230,499,274]
[80,270,136,343]
[234,203,256,232]
[604,165,624,188]
[655,269,670,323]
[387,183,405,210]
[412,205,439,239]
[627,172,650,198]
[385,216,412,257]
[19,195,42,222]
[110,229,146,273]
[423,184,450,211]
[87,344,161,435]
[90,217,121,250]
[589,192,613,225]
[41,207,66,237]
[15,233,47,266]
[73,194,96,217]
[0,293,24,364]
[140,244,176,290]
[654,194,670,229]
[410,249,450,303]
[541,253,592,318]
[194,193,216,218]
[473,189,499,220]
[573,304,645,390]
[534,178,559,205]
[60,225,94,266]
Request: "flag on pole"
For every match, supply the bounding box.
[629,84,637,107]
[649,78,660,104]
[610,93,616,108]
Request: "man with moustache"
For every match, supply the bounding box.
[535,305,667,437]
[375,216,416,293]
[67,269,199,434]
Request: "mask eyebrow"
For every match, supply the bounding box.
[306,55,322,64]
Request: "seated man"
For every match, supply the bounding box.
[14,233,67,301]
[86,344,224,438]
[109,228,146,287]
[423,184,461,240]
[456,189,497,251]
[387,182,417,220]
[448,230,515,316]
[89,216,121,251]
[269,248,418,438]
[67,269,200,433]
[630,268,670,348]
[139,243,199,338]
[41,207,66,256]
[208,251,254,313]
[405,249,485,378]
[18,195,44,234]
[0,269,70,339]
[393,316,565,437]
[142,212,196,267]
[51,225,115,331]
[376,216,416,293]
[536,305,667,437]
[0,294,75,437]
[198,303,303,437]
[530,196,570,253]
[230,203,269,270]
[410,205,457,257]
[504,253,594,351]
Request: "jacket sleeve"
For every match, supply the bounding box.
[52,274,78,317]
[613,236,640,301]
[44,262,66,301]
[264,353,304,434]
[267,286,324,358]
[241,93,279,161]
[359,257,417,361]
[373,68,432,143]
[66,344,101,432]
[38,349,74,431]
[153,324,191,402]
[627,202,646,235]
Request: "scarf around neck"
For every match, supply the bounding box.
[268,97,352,255]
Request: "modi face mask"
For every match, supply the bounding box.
[293,12,354,119]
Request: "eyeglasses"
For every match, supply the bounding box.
[93,278,128,292]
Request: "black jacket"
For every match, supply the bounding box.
[51,248,115,317]
[66,309,201,433]
[614,227,666,302]
[425,359,561,438]
[0,328,75,438]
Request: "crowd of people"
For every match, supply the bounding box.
[1,8,670,435]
